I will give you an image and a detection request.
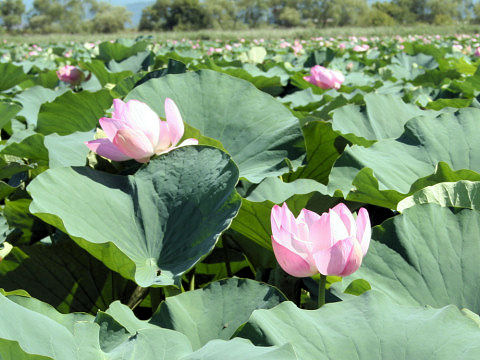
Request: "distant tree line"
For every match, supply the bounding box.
[139,0,480,30]
[1,0,480,33]
[0,0,131,33]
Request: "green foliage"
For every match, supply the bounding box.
[139,0,211,31]
[1,0,479,32]
[1,32,480,359]
[85,0,132,33]
[26,0,131,33]
[0,0,25,31]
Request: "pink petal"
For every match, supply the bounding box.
[300,208,321,228]
[154,138,199,156]
[331,203,356,236]
[356,207,371,256]
[307,212,334,251]
[177,138,198,146]
[271,204,294,247]
[85,138,131,161]
[99,117,124,142]
[303,75,313,83]
[155,121,172,153]
[338,240,364,277]
[272,237,318,278]
[270,204,315,265]
[279,202,299,236]
[165,98,184,146]
[112,99,128,122]
[329,208,349,242]
[113,128,154,163]
[313,237,357,276]
[124,100,160,146]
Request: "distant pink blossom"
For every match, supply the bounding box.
[292,40,303,55]
[353,44,369,52]
[475,47,480,57]
[86,99,198,163]
[207,47,222,55]
[56,65,85,85]
[304,65,344,90]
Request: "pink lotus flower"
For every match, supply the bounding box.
[85,98,198,163]
[271,203,371,278]
[475,47,480,57]
[452,44,463,52]
[304,65,344,90]
[56,65,85,85]
[292,40,303,55]
[353,44,369,52]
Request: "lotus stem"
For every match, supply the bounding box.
[127,286,149,310]
[318,274,327,308]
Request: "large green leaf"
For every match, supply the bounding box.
[3,199,36,243]
[43,132,92,168]
[125,70,304,183]
[0,102,21,130]
[151,278,286,350]
[238,291,480,359]
[328,108,480,208]
[336,204,480,313]
[28,146,241,287]
[0,292,191,360]
[36,90,112,135]
[397,180,480,211]
[13,86,65,128]
[331,93,425,144]
[0,292,296,360]
[180,339,295,360]
[0,63,28,91]
[0,131,48,164]
[108,51,154,73]
[0,239,134,313]
[193,60,287,96]
[80,60,132,87]
[0,130,91,168]
[97,40,148,63]
[387,52,437,80]
[0,181,16,200]
[286,120,348,184]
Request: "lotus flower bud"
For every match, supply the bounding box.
[56,65,85,85]
[303,65,344,90]
[86,98,198,163]
[271,203,371,278]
